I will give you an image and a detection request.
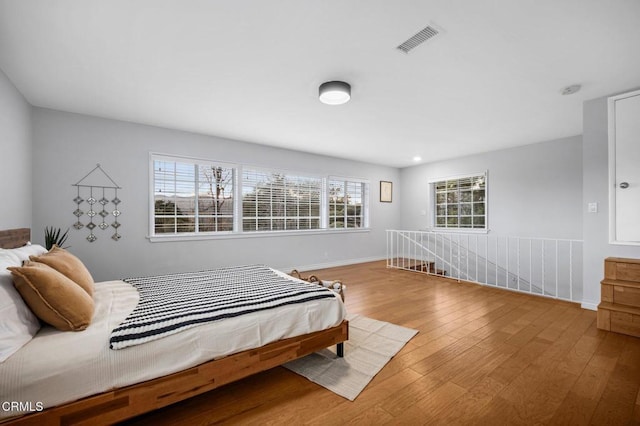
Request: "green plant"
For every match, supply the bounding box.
[44,226,70,250]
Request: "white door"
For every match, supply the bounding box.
[612,92,640,243]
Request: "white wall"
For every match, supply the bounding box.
[0,68,32,229]
[31,108,401,281]
[582,91,640,309]
[399,136,583,239]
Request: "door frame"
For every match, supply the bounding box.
[608,89,640,245]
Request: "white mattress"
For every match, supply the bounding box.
[0,271,345,418]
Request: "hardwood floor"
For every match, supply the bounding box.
[122,261,640,425]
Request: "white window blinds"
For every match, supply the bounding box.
[153,158,234,234]
[150,154,370,238]
[242,169,322,231]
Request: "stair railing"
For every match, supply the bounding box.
[386,230,583,303]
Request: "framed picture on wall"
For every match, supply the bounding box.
[380,181,393,203]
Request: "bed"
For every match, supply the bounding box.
[0,228,348,425]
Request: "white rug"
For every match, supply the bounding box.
[283,314,418,401]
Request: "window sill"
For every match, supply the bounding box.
[147,228,371,242]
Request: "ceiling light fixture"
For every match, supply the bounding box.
[413,156,422,162]
[319,81,351,105]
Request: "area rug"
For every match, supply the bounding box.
[283,314,418,401]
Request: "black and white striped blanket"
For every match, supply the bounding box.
[109,265,337,350]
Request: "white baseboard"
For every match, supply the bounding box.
[581,301,599,311]
[279,256,386,274]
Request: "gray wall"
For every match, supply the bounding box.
[582,92,640,309]
[0,68,32,229]
[399,136,583,240]
[19,84,640,309]
[32,108,401,281]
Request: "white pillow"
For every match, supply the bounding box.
[7,243,48,262]
[0,250,41,362]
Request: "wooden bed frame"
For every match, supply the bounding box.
[0,228,30,249]
[0,228,349,425]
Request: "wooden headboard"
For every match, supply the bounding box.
[0,228,31,249]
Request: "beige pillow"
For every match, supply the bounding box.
[30,245,94,296]
[8,261,94,331]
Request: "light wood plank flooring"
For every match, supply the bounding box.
[122,261,640,425]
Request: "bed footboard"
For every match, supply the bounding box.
[0,321,349,426]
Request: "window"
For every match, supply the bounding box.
[432,173,486,230]
[242,169,322,232]
[150,153,370,238]
[328,178,368,229]
[153,157,234,234]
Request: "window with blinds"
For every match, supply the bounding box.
[153,158,234,234]
[150,154,370,238]
[242,169,322,231]
[328,178,368,229]
[432,173,486,230]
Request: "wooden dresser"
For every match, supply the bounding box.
[597,257,640,337]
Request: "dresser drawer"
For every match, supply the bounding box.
[611,311,640,338]
[613,285,640,307]
[605,258,640,282]
[616,262,640,283]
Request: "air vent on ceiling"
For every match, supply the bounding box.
[396,25,440,54]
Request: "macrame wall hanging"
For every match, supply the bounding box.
[72,164,122,242]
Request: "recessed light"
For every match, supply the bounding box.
[319,81,351,105]
[413,156,422,162]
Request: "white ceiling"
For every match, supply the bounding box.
[1,0,639,168]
